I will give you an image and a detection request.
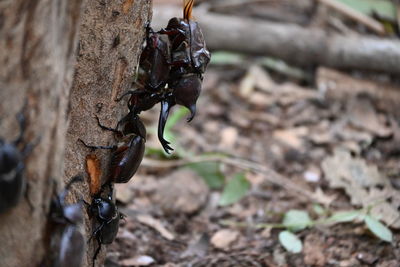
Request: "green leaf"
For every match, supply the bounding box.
[327,210,361,223]
[312,204,326,216]
[218,173,250,206]
[364,215,393,242]
[336,0,396,20]
[210,51,244,65]
[145,147,171,158]
[187,161,225,189]
[279,231,302,253]
[282,210,312,232]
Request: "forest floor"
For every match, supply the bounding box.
[106,1,400,266]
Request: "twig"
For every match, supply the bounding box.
[317,0,385,35]
[142,155,333,205]
[152,7,400,74]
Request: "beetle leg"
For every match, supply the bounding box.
[13,102,28,146]
[115,89,141,102]
[95,116,121,134]
[78,139,116,151]
[92,236,102,267]
[157,97,175,154]
[158,28,185,36]
[88,221,105,243]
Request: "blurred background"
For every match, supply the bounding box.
[108,1,400,266]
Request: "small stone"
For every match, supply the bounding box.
[154,169,209,215]
[210,229,240,250]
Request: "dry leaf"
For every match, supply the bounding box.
[239,65,274,97]
[273,127,308,150]
[346,97,392,137]
[322,149,400,228]
[120,255,155,266]
[303,234,326,266]
[137,215,175,240]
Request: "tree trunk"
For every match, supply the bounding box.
[0,0,84,266]
[0,0,151,266]
[64,1,152,266]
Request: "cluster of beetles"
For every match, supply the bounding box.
[0,0,210,266]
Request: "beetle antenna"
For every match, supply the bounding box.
[183,0,194,20]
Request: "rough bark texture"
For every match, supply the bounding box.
[153,6,400,75]
[0,0,84,266]
[0,0,151,266]
[64,1,152,267]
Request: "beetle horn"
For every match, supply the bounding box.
[183,0,194,20]
[187,104,196,122]
[158,97,175,154]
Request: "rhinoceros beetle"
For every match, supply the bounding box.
[0,104,36,213]
[137,23,170,92]
[116,22,174,153]
[116,0,210,154]
[86,190,123,267]
[50,175,85,267]
[79,113,145,184]
[157,0,211,133]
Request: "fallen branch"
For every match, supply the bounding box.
[142,155,335,206]
[153,6,400,74]
[317,0,385,35]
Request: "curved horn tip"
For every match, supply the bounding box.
[186,104,196,122]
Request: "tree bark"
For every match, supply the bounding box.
[64,1,152,267]
[0,0,151,266]
[153,6,400,75]
[0,0,84,266]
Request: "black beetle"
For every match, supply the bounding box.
[79,114,145,184]
[87,190,122,267]
[0,105,35,213]
[50,175,85,267]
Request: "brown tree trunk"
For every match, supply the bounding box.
[0,0,151,266]
[64,1,152,266]
[0,0,84,266]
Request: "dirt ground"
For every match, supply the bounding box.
[105,1,400,266]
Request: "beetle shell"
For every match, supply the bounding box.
[188,21,211,74]
[99,212,120,244]
[0,141,25,213]
[50,176,85,267]
[108,135,145,183]
[119,111,147,139]
[138,32,170,91]
[162,18,210,75]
